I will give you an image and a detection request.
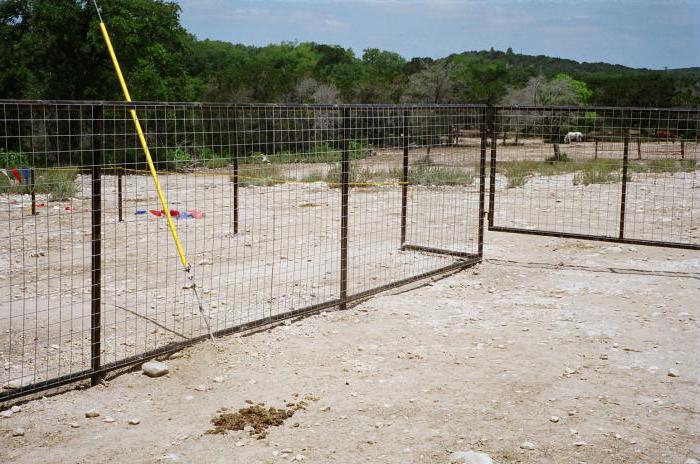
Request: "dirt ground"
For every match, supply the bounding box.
[1,229,698,463]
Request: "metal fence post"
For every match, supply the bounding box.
[232,107,240,235]
[478,107,488,257]
[400,109,409,247]
[619,132,629,240]
[339,107,350,310]
[30,168,36,215]
[487,107,498,228]
[117,168,123,222]
[91,105,103,386]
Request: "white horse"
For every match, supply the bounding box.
[564,131,584,143]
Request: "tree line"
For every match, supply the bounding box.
[1,0,699,108]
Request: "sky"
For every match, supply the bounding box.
[174,0,700,70]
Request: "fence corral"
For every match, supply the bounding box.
[489,106,700,249]
[2,102,699,402]
[0,102,483,401]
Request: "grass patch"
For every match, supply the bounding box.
[500,159,621,188]
[573,163,620,186]
[631,159,697,174]
[500,157,697,189]
[233,165,285,187]
[202,157,230,169]
[0,168,79,200]
[303,161,473,188]
[314,163,378,186]
[406,164,474,186]
[247,142,369,165]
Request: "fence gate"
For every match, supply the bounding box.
[487,106,700,250]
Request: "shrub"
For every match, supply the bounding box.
[199,148,230,169]
[0,150,31,168]
[165,148,193,168]
[0,168,78,200]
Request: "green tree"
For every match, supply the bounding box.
[452,56,509,104]
[0,0,199,100]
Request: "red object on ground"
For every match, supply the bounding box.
[149,210,163,217]
[170,210,180,217]
[11,168,22,183]
[188,210,204,219]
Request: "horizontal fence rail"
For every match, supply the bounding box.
[487,106,700,249]
[0,101,484,401]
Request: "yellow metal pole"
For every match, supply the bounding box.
[98,21,189,269]
[92,1,214,340]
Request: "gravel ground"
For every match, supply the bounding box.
[1,230,698,464]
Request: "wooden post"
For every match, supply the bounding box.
[637,139,641,160]
[595,139,598,160]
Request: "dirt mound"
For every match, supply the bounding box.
[207,400,308,439]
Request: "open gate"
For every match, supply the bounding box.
[487,106,700,250]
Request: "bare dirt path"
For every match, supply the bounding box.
[1,230,699,464]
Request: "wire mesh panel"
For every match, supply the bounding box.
[345,106,483,299]
[0,101,483,401]
[0,102,100,393]
[489,106,700,249]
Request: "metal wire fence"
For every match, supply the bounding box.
[2,102,698,402]
[0,101,484,401]
[488,106,700,249]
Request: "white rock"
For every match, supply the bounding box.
[449,450,494,464]
[102,416,116,423]
[142,361,169,378]
[85,410,100,418]
[194,384,209,392]
[243,425,255,433]
[160,454,180,462]
[128,418,140,425]
[292,454,306,462]
[667,368,680,378]
[10,405,21,413]
[235,441,244,447]
[550,416,560,423]
[12,427,25,437]
[1,409,14,418]
[69,422,80,428]
[573,441,587,446]
[684,459,699,464]
[520,441,536,450]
